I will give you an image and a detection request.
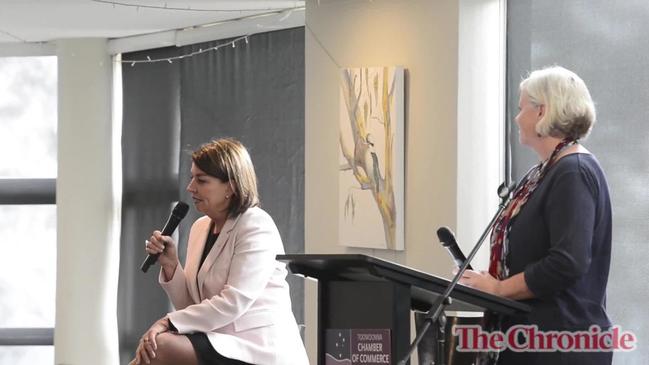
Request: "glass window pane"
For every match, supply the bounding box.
[0,205,56,328]
[0,347,53,364]
[0,56,57,178]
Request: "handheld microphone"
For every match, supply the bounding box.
[436,226,472,270]
[140,201,190,273]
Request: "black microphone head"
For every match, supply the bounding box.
[172,201,190,219]
[436,226,455,247]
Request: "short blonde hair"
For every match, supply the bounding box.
[520,66,596,139]
[192,138,259,216]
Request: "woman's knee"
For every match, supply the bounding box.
[153,332,175,350]
[152,332,197,365]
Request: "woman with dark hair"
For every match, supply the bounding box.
[459,66,613,365]
[131,138,309,365]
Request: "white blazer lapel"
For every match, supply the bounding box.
[185,218,210,304]
[196,213,243,298]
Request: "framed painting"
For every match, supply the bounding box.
[338,66,404,250]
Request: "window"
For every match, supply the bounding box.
[506,1,649,364]
[0,56,57,364]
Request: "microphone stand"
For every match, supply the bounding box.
[397,183,515,365]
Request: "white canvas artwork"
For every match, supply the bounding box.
[338,66,404,250]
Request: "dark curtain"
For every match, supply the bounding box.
[118,27,305,365]
[507,2,649,363]
[177,27,305,330]
[118,46,181,363]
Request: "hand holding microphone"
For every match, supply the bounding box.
[145,231,178,269]
[140,201,189,273]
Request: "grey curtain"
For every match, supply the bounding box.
[507,1,649,363]
[119,46,181,363]
[118,27,305,365]
[177,28,305,328]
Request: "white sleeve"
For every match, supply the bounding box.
[159,262,194,310]
[167,212,279,333]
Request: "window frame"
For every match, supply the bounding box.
[0,51,57,349]
[0,179,56,346]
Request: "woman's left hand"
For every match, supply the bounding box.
[457,269,501,296]
[133,317,170,364]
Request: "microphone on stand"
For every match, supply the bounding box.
[398,182,518,365]
[140,201,190,273]
[437,227,472,270]
[498,182,518,199]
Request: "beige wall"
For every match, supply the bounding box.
[305,0,461,361]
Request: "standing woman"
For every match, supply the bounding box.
[459,66,613,364]
[131,138,309,365]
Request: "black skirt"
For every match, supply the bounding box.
[186,332,254,365]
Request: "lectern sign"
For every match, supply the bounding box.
[326,329,391,364]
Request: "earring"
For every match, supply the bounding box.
[225,195,230,199]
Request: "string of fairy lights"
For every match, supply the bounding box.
[94,0,305,66]
[1,1,350,65]
[123,34,250,66]
[91,0,304,12]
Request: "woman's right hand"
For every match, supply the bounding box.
[146,230,178,272]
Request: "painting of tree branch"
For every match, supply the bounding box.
[338,66,404,250]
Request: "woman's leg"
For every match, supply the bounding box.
[130,332,199,365]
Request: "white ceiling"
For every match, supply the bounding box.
[0,0,305,45]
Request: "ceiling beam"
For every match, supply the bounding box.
[108,7,304,54]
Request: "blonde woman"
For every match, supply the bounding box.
[460,67,613,365]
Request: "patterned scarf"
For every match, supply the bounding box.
[489,138,577,280]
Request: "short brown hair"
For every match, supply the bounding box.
[192,138,259,216]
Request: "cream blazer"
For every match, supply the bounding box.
[159,207,309,365]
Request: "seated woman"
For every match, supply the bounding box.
[131,138,309,365]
